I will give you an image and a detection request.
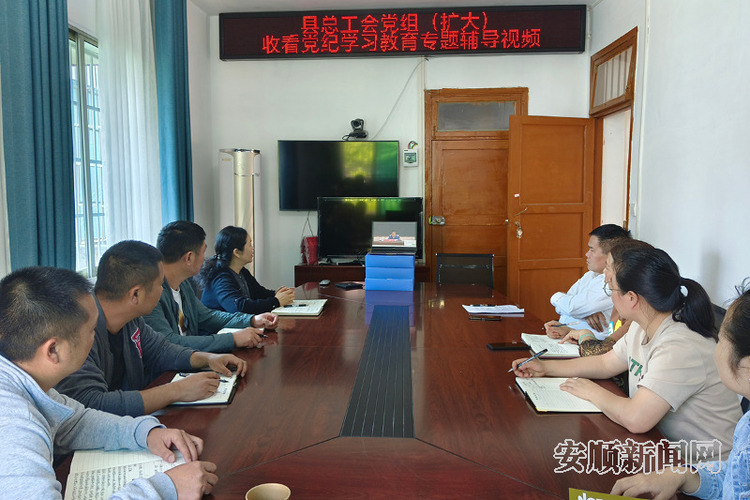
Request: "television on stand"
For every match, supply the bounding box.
[278,140,399,211]
[317,197,423,264]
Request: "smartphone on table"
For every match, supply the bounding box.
[486,341,528,351]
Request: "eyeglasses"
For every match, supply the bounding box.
[603,282,621,297]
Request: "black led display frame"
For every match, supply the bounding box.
[220,5,586,60]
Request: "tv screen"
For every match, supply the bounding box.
[279,140,399,211]
[317,197,423,261]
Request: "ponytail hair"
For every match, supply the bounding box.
[198,226,249,287]
[610,246,716,339]
[722,278,750,372]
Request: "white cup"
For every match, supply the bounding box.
[245,483,291,500]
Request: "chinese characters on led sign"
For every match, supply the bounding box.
[220,6,585,60]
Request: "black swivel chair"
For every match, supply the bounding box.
[435,253,494,288]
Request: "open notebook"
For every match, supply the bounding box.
[520,333,580,358]
[272,299,327,316]
[169,372,238,405]
[516,377,601,413]
[65,449,184,500]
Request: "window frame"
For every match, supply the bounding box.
[69,27,101,277]
[589,27,638,117]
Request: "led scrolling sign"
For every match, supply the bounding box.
[220,5,586,60]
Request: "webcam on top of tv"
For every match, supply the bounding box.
[343,118,367,141]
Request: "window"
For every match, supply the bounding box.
[589,27,637,117]
[69,29,106,276]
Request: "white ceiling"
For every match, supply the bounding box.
[190,0,593,16]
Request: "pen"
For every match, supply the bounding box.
[178,372,230,382]
[541,323,568,331]
[507,349,548,373]
[469,315,502,321]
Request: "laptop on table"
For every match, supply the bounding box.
[370,221,418,255]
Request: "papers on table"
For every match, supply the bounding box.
[170,372,238,406]
[65,449,184,500]
[272,299,327,316]
[462,304,524,315]
[515,377,601,413]
[520,333,580,358]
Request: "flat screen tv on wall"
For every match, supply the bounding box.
[278,140,399,211]
[317,196,423,261]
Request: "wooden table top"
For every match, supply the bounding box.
[61,283,668,498]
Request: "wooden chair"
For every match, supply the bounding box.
[435,253,494,288]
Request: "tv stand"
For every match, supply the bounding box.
[295,263,430,287]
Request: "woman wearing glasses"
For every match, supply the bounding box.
[512,244,741,460]
[557,239,651,357]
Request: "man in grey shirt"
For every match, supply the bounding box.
[0,266,218,499]
[56,241,247,416]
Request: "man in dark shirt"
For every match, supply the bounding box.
[56,241,247,416]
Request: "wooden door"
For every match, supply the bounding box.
[424,88,528,294]
[428,140,508,292]
[507,116,595,320]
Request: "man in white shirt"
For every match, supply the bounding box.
[545,224,631,339]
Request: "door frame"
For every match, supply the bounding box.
[590,28,638,229]
[424,88,528,271]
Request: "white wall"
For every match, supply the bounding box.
[67,0,98,37]
[190,12,589,288]
[638,0,750,303]
[593,0,750,304]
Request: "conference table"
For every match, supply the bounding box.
[61,282,669,498]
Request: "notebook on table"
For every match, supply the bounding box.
[520,333,580,358]
[370,221,418,255]
[65,449,185,500]
[272,299,327,316]
[170,372,239,406]
[516,378,601,413]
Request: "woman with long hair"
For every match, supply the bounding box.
[512,245,741,459]
[613,280,750,498]
[200,226,294,314]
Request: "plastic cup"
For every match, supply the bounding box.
[245,483,291,500]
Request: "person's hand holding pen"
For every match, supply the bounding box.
[172,372,222,402]
[231,327,264,349]
[510,350,548,377]
[543,320,572,339]
[253,311,279,330]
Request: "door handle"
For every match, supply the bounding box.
[428,216,445,225]
[514,207,528,217]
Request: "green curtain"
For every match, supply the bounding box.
[0,0,75,270]
[154,0,194,223]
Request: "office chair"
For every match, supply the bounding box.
[435,253,494,288]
